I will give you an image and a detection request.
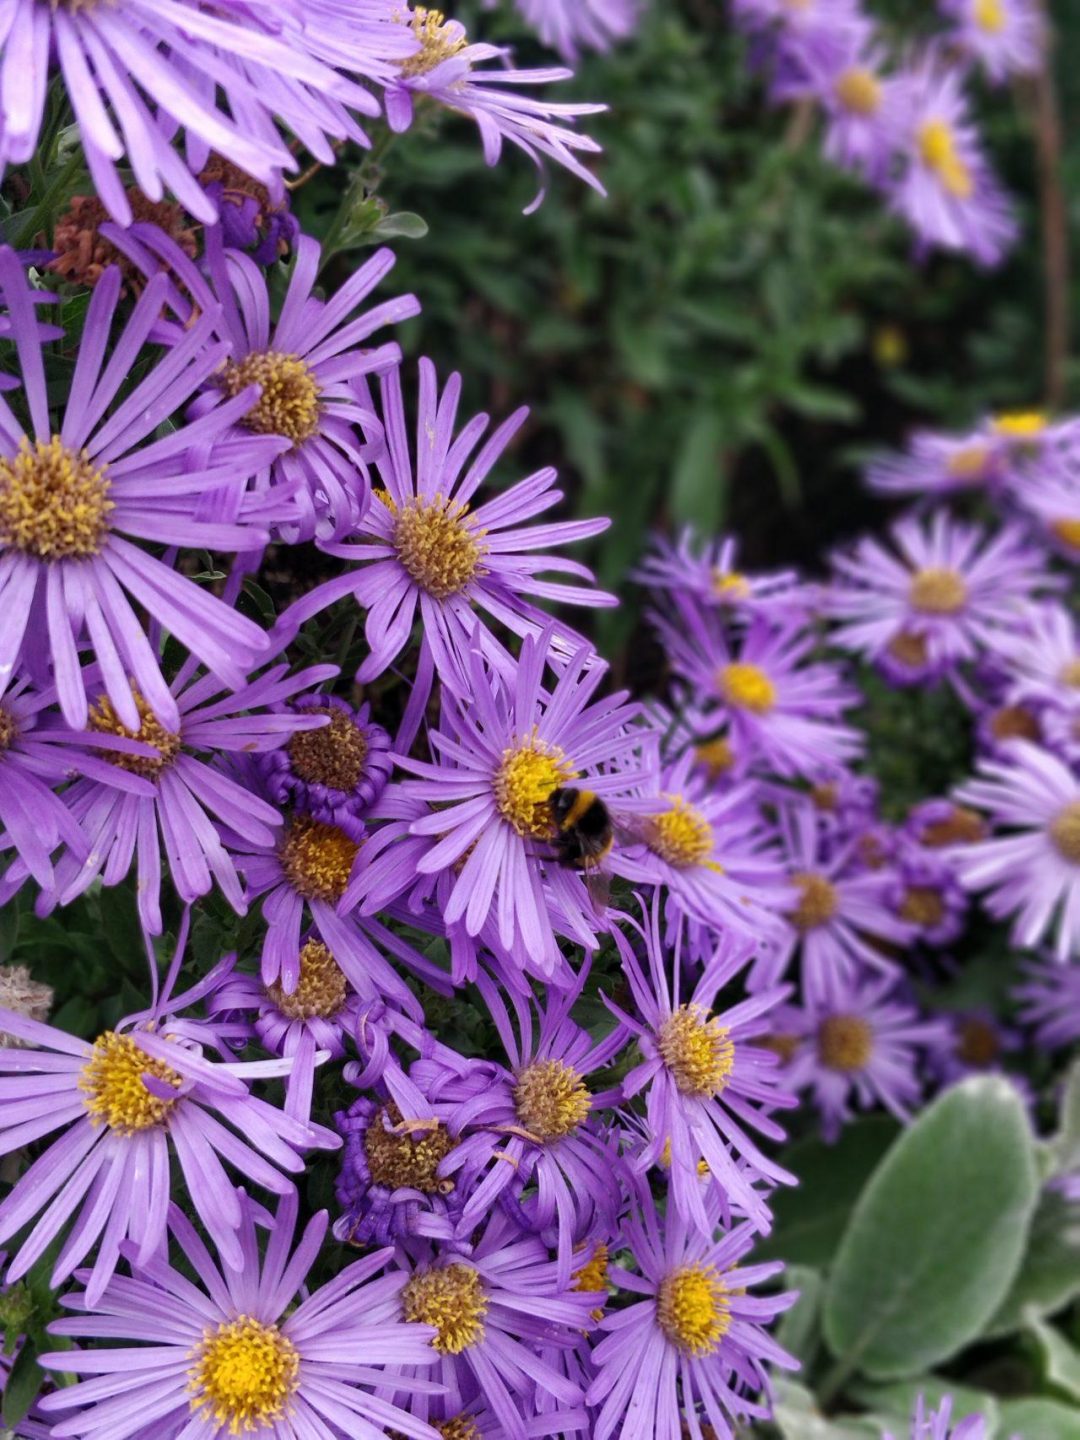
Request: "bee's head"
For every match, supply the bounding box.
[549,787,579,825]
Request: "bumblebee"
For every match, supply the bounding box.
[549,787,614,870]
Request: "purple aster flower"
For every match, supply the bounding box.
[885,54,1017,266]
[586,1190,798,1440]
[0,0,389,225]
[378,1208,601,1438]
[609,907,796,1236]
[507,0,639,61]
[17,661,336,936]
[1006,457,1080,563]
[0,1000,338,1306]
[952,740,1080,961]
[1014,956,1080,1049]
[931,1006,1023,1089]
[828,513,1054,676]
[865,424,1009,499]
[940,0,1044,83]
[392,629,653,971]
[979,603,1080,714]
[782,975,948,1141]
[108,224,419,544]
[380,9,606,211]
[0,250,292,730]
[883,1393,988,1439]
[654,598,862,778]
[274,359,614,721]
[888,845,968,947]
[198,155,301,265]
[733,0,867,71]
[905,796,990,850]
[258,692,393,839]
[38,1189,440,1440]
[636,528,817,625]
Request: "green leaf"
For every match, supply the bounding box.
[771,1380,883,1439]
[1049,1058,1080,1177]
[823,1078,1039,1381]
[669,409,726,533]
[373,211,429,241]
[1,1342,43,1428]
[775,1266,823,1367]
[987,1188,1080,1337]
[756,1116,900,1268]
[997,1398,1080,1439]
[1030,1317,1080,1403]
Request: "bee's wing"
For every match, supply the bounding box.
[584,866,612,919]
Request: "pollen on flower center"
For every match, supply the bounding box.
[993,410,1047,440]
[365,1103,457,1193]
[917,119,973,199]
[973,0,1005,30]
[0,707,17,752]
[920,804,985,847]
[657,1264,731,1357]
[909,566,968,615]
[834,66,881,115]
[266,940,347,1019]
[947,443,991,480]
[435,1420,481,1440]
[887,630,929,670]
[712,570,751,601]
[400,7,468,76]
[220,350,321,447]
[718,662,777,714]
[957,1016,1000,1067]
[899,885,946,928]
[573,1242,609,1315]
[1051,519,1080,553]
[392,494,485,600]
[88,687,182,780]
[657,1004,736,1098]
[1050,802,1080,865]
[187,1315,300,1434]
[494,738,577,838]
[513,1058,592,1141]
[817,1014,874,1071]
[695,734,734,778]
[278,815,360,902]
[789,871,839,931]
[988,704,1040,742]
[1059,658,1080,687]
[287,707,368,792]
[646,796,716,869]
[0,436,113,560]
[402,1264,488,1354]
[79,1031,183,1134]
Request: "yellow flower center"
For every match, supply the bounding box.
[817,1014,874,1071]
[988,704,1040,743]
[920,804,985,847]
[834,66,881,115]
[0,436,113,560]
[187,1315,300,1435]
[973,0,1005,31]
[946,443,992,481]
[657,1004,736,1098]
[646,796,717,869]
[718,662,777,714]
[436,1421,481,1440]
[898,885,946,928]
[220,350,321,447]
[1050,802,1080,864]
[88,687,181,780]
[1051,519,1080,553]
[0,706,17,752]
[789,871,840,931]
[909,566,968,615]
[265,940,347,1019]
[79,1031,183,1134]
[887,630,929,670]
[573,1242,609,1317]
[392,494,485,600]
[712,570,751,601]
[494,737,576,838]
[759,1032,800,1064]
[993,410,1046,439]
[287,707,368,791]
[400,7,468,75]
[403,1264,488,1354]
[694,734,734,778]
[513,1058,592,1141]
[278,816,359,902]
[657,1265,731,1357]
[1059,659,1080,687]
[917,120,974,199]
[364,1103,457,1193]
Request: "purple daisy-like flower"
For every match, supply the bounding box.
[1014,956,1080,1049]
[884,1393,988,1440]
[931,1006,1023,1090]
[275,358,614,719]
[38,1188,441,1440]
[109,224,420,543]
[734,0,867,71]
[0,1002,338,1305]
[609,907,796,1236]
[781,975,948,1141]
[828,512,1054,676]
[378,1209,601,1439]
[905,796,990,851]
[885,54,1016,266]
[392,629,653,969]
[508,0,638,61]
[0,0,390,224]
[586,1190,798,1440]
[258,692,393,840]
[0,250,293,730]
[939,0,1044,83]
[888,845,968,947]
[1006,456,1080,563]
[198,155,301,266]
[18,660,336,936]
[380,8,606,211]
[952,740,1080,961]
[654,598,862,779]
[979,603,1080,714]
[865,424,1008,499]
[636,528,817,625]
